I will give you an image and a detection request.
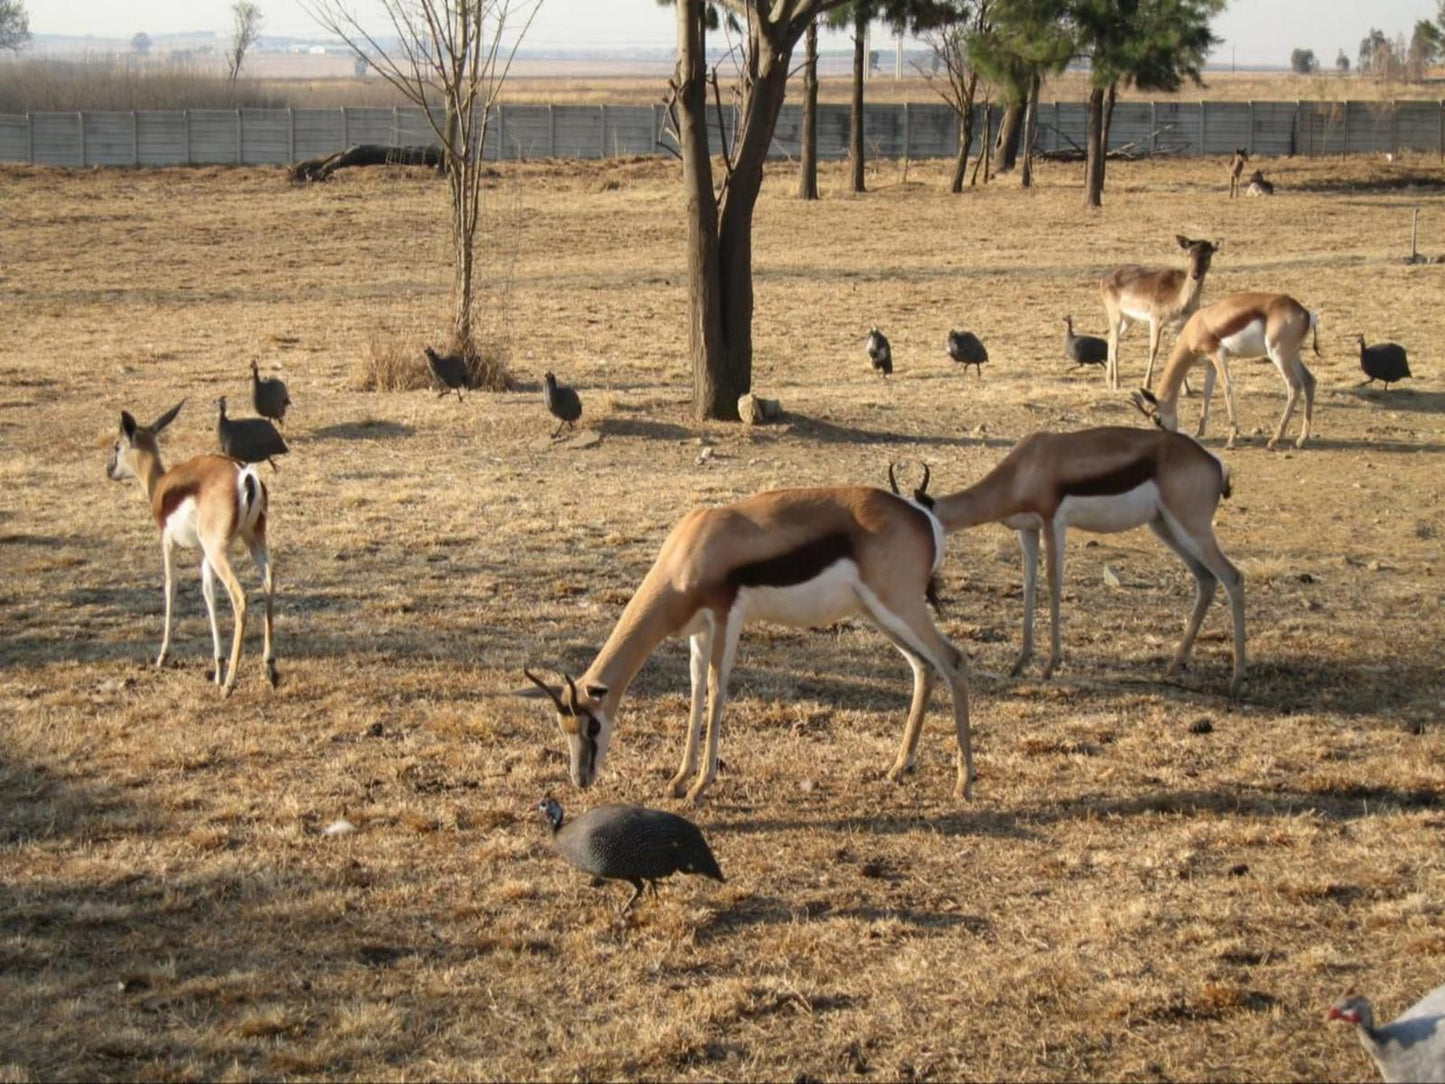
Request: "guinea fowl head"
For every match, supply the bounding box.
[536,797,564,833]
[1327,990,1374,1029]
[544,371,557,388]
[216,396,228,420]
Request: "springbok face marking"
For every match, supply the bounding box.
[524,669,612,788]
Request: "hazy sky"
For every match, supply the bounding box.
[22,0,1443,66]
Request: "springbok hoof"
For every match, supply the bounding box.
[266,661,280,688]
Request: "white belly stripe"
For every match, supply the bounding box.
[737,559,863,628]
[1057,482,1161,534]
[1220,319,1268,359]
[165,496,201,549]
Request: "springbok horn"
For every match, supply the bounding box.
[917,462,930,498]
[522,668,567,713]
[887,461,901,496]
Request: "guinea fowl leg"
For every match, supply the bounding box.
[620,879,645,914]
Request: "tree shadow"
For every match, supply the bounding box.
[786,413,1013,449]
[309,420,415,441]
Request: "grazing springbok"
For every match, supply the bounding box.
[521,485,972,806]
[1228,148,1249,198]
[106,401,278,694]
[1100,235,1220,391]
[930,427,1245,696]
[1132,292,1319,451]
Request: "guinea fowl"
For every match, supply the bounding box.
[216,396,288,470]
[538,797,724,914]
[250,361,291,426]
[866,326,892,378]
[423,346,471,401]
[1063,315,1108,370]
[946,329,988,377]
[1329,984,1445,1083]
[543,371,583,437]
[1357,335,1412,390]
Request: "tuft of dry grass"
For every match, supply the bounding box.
[351,331,432,392]
[0,153,1443,1082]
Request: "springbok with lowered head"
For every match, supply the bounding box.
[931,427,1245,695]
[522,484,972,806]
[106,401,278,694]
[1132,291,1319,451]
[1100,234,1220,390]
[1228,148,1248,198]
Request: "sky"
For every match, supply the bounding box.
[20,0,1444,67]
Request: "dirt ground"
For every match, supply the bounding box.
[1,149,1443,1081]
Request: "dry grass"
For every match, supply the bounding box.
[1,150,1444,1081]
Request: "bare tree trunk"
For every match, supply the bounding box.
[1020,73,1040,188]
[1101,79,1117,157]
[797,19,819,200]
[949,74,978,194]
[677,0,792,420]
[848,8,866,194]
[1084,84,1106,207]
[996,101,1024,171]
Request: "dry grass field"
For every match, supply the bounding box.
[1,149,1444,1081]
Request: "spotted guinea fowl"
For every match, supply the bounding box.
[216,396,288,470]
[865,326,892,378]
[946,329,988,378]
[537,797,724,914]
[542,372,583,438]
[1357,335,1412,390]
[250,361,291,426]
[423,346,471,401]
[1328,984,1445,1083]
[1063,315,1108,370]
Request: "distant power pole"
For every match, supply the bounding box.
[1231,45,1236,73]
[895,34,903,79]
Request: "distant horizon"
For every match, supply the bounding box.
[20,0,1443,71]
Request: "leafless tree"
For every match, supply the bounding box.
[302,0,542,377]
[227,2,264,82]
[913,3,990,193]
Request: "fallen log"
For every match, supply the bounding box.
[290,143,443,183]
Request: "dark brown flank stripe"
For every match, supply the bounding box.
[1205,304,1267,341]
[727,532,853,590]
[1058,456,1157,499]
[156,482,201,528]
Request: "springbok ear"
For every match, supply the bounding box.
[1175,234,1191,249]
[585,683,609,702]
[522,668,567,713]
[151,399,185,433]
[120,411,138,439]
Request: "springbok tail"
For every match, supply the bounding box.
[1308,310,1321,357]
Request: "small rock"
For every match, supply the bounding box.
[323,819,357,837]
[799,778,817,793]
[1084,539,1099,548]
[1297,572,1315,584]
[1228,863,1250,877]
[1103,564,1123,588]
[696,447,714,465]
[1303,599,1321,612]
[366,722,384,738]
[116,976,151,994]
[1190,718,1214,735]
[738,393,783,425]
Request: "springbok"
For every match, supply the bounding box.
[931,427,1245,696]
[522,484,971,806]
[1101,235,1220,391]
[1228,148,1249,198]
[1132,292,1319,451]
[106,401,278,693]
[1245,170,1274,196]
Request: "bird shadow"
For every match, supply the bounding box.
[1334,387,1444,413]
[309,420,415,441]
[600,417,696,441]
[692,891,992,943]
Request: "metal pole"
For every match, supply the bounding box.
[341,106,349,148]
[1390,100,1398,158]
[902,102,910,160]
[600,104,607,158]
[1199,99,1206,154]
[77,111,85,167]
[184,109,191,166]
[236,108,242,164]
[132,110,139,166]
[26,111,32,163]
[549,104,556,157]
[1149,101,1157,155]
[1247,100,1255,154]
[1343,100,1351,156]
